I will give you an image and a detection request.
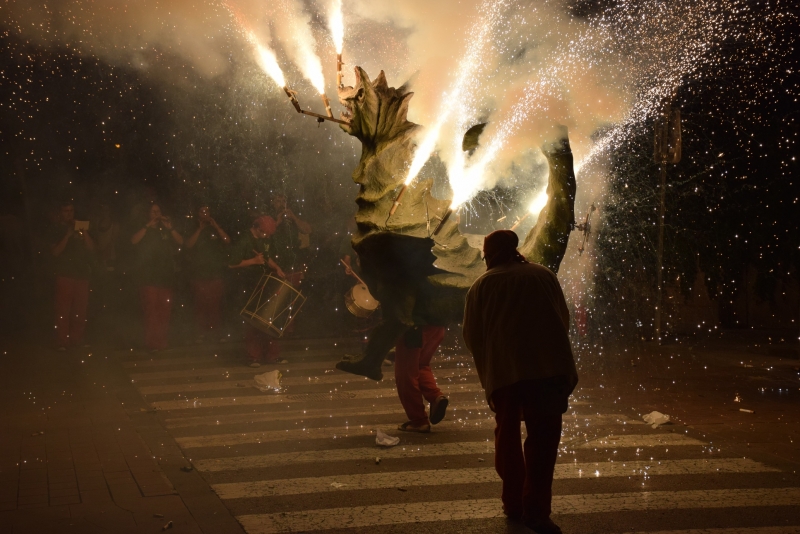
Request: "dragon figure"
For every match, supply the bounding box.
[334,67,576,380]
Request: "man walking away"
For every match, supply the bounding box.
[462,230,578,534]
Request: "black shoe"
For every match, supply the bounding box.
[335,359,383,381]
[430,395,448,424]
[524,518,562,534]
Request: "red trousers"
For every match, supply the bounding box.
[191,278,224,333]
[492,381,563,523]
[140,286,173,350]
[394,326,445,425]
[244,323,281,363]
[54,276,89,348]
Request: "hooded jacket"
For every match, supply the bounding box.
[462,261,578,404]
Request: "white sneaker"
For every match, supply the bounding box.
[249,362,261,368]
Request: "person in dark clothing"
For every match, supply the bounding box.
[229,215,286,366]
[268,193,311,284]
[51,201,95,350]
[462,230,578,534]
[130,204,183,351]
[186,206,230,342]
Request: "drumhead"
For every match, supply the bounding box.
[351,283,379,310]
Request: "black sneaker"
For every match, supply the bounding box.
[430,395,449,424]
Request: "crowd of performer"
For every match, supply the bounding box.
[41,194,314,365]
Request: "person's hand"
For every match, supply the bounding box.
[161,217,173,230]
[146,218,159,229]
[275,267,286,279]
[248,252,266,266]
[199,218,210,229]
[344,266,353,276]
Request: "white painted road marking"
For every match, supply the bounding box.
[236,488,800,533]
[138,367,480,394]
[578,433,706,448]
[213,458,776,499]
[175,412,634,449]
[153,382,487,411]
[193,433,705,472]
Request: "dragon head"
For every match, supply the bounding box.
[337,67,417,146]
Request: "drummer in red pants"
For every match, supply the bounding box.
[229,215,287,367]
[395,325,449,433]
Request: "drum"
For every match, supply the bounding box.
[345,283,380,318]
[241,274,306,337]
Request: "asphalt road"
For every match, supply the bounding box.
[120,332,800,534]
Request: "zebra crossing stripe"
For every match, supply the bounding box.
[137,367,480,395]
[174,412,637,449]
[235,488,800,533]
[194,441,494,472]
[161,403,491,429]
[192,433,709,472]
[121,347,366,368]
[578,433,706,448]
[151,382,489,411]
[127,357,473,380]
[212,458,776,499]
[175,416,498,448]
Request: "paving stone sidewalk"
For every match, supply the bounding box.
[0,341,244,534]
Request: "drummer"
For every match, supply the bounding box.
[229,215,287,367]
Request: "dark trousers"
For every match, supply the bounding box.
[54,276,89,348]
[394,326,445,425]
[244,323,280,363]
[492,380,564,522]
[140,286,173,350]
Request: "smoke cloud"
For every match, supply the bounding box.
[0,0,766,207]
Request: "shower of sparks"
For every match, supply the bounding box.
[326,0,345,54]
[402,0,509,188]
[274,0,326,94]
[446,0,770,210]
[222,2,287,89]
[255,42,287,88]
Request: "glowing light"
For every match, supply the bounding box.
[327,0,344,54]
[255,42,286,88]
[222,3,287,90]
[529,191,549,216]
[275,0,326,94]
[403,0,509,188]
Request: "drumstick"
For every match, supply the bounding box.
[339,259,367,286]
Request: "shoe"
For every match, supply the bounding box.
[382,359,394,366]
[397,421,431,433]
[265,358,288,364]
[429,395,448,425]
[249,362,261,368]
[524,518,562,534]
[336,359,383,381]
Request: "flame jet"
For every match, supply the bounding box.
[334,67,576,380]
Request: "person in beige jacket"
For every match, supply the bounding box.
[463,230,578,534]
